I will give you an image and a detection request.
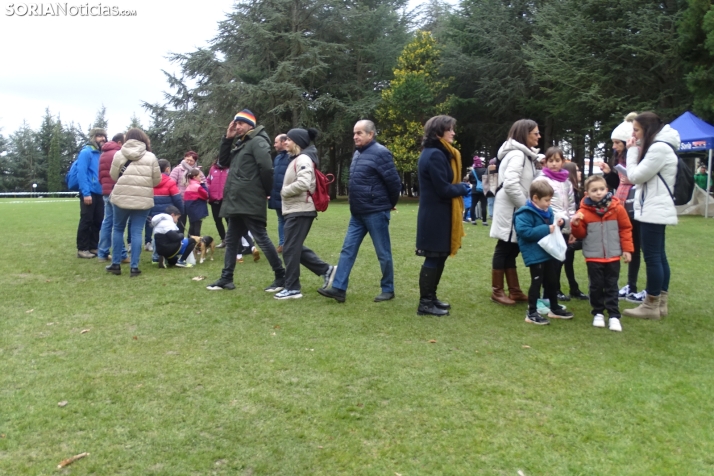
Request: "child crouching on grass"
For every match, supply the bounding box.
[151,205,198,268]
[571,175,633,332]
[514,181,574,325]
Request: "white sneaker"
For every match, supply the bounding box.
[321,265,337,289]
[618,284,629,300]
[592,314,606,328]
[609,317,622,332]
[626,290,646,303]
[144,242,153,252]
[274,289,303,300]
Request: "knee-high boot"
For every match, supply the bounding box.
[505,268,528,302]
[434,265,451,310]
[417,266,449,316]
[491,269,515,305]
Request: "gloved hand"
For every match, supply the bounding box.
[461,183,471,197]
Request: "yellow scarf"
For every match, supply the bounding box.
[439,138,465,256]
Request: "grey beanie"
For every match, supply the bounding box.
[287,128,319,149]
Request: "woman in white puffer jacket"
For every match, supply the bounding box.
[622,112,679,320]
[489,119,541,306]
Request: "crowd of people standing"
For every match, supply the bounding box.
[72,107,682,328]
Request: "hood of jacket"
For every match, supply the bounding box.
[119,139,148,162]
[102,141,122,154]
[497,139,539,161]
[300,144,319,167]
[654,125,681,149]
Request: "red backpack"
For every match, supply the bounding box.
[294,162,335,212]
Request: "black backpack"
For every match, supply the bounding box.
[654,141,694,206]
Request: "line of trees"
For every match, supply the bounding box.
[2,0,713,194]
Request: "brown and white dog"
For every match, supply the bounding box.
[192,235,215,264]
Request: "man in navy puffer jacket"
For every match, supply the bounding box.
[318,120,401,303]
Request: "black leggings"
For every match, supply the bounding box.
[627,218,642,293]
[470,191,488,223]
[558,234,582,294]
[188,219,203,238]
[492,240,520,270]
[210,200,228,241]
[423,256,447,269]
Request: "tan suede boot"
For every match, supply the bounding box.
[659,291,668,317]
[623,294,661,320]
[505,268,528,302]
[491,269,516,305]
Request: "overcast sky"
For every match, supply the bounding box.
[0,0,438,138]
[0,1,235,136]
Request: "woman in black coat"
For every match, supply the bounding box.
[415,115,471,316]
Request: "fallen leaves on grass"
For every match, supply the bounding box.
[192,276,207,281]
[274,325,281,329]
[518,471,526,476]
[428,340,437,344]
[133,336,138,340]
[522,345,531,349]
[80,329,90,334]
[26,309,34,313]
[57,452,89,468]
[58,401,68,407]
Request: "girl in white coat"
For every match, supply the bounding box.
[622,112,679,319]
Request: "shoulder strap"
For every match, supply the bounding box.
[652,141,677,201]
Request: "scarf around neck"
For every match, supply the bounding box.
[439,138,465,256]
[526,200,553,222]
[584,192,613,216]
[542,167,570,182]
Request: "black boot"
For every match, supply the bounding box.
[433,265,451,310]
[417,266,449,316]
[105,264,121,275]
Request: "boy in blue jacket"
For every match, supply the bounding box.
[514,181,574,325]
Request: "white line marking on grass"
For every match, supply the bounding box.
[0,200,76,204]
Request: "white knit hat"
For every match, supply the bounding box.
[611,112,638,142]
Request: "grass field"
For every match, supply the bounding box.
[1,197,713,475]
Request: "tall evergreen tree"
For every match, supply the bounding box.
[5,122,43,192]
[680,0,714,122]
[376,31,451,172]
[47,123,62,193]
[92,105,108,130]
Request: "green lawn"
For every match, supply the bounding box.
[1,197,713,475]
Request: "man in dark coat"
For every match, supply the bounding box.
[207,109,286,291]
[268,133,290,253]
[318,120,401,303]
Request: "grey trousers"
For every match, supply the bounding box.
[221,214,284,281]
[283,214,330,291]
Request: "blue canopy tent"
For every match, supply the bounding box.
[670,111,714,217]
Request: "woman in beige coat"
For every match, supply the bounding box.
[275,128,335,300]
[106,128,161,277]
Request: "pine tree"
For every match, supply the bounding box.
[92,105,108,129]
[47,123,62,193]
[376,31,451,172]
[127,113,143,130]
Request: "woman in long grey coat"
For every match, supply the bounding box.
[489,119,541,305]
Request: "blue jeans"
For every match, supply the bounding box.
[639,222,670,296]
[487,196,495,217]
[98,196,127,260]
[113,207,150,268]
[332,210,394,293]
[275,208,285,246]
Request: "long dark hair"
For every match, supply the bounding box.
[422,115,456,148]
[125,128,152,152]
[508,119,538,146]
[635,112,664,162]
[562,161,580,194]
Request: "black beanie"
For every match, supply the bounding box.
[287,128,318,149]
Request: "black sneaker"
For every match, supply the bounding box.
[525,311,550,325]
[264,278,285,293]
[207,278,235,290]
[317,286,346,303]
[548,307,574,319]
[130,267,141,278]
[105,264,121,275]
[557,292,571,302]
[570,290,589,300]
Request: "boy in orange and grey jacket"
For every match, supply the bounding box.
[571,175,633,332]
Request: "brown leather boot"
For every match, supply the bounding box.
[491,269,515,305]
[505,268,528,302]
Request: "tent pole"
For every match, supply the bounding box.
[704,149,712,218]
